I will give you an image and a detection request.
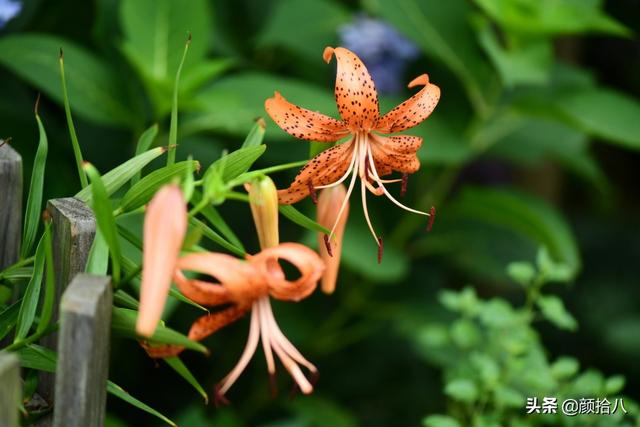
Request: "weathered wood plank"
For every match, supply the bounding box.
[0,143,22,269]
[38,198,96,408]
[53,274,112,427]
[0,352,21,427]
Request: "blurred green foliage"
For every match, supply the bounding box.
[1,0,640,426]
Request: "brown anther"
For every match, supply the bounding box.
[307,180,318,204]
[400,173,408,197]
[269,373,278,398]
[214,384,231,407]
[323,234,333,257]
[427,206,436,232]
[377,236,384,264]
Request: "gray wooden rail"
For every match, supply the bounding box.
[0,143,22,269]
[53,274,112,427]
[1,145,114,426]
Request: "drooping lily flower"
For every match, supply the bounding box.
[317,185,349,294]
[136,184,187,337]
[137,177,325,403]
[265,46,440,258]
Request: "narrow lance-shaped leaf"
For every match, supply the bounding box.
[21,102,48,258]
[107,381,177,427]
[59,48,88,188]
[279,205,330,234]
[84,163,122,282]
[132,124,159,185]
[117,160,200,213]
[216,144,266,182]
[0,300,21,342]
[167,34,191,166]
[76,146,166,204]
[85,228,109,276]
[241,118,266,148]
[190,217,245,257]
[164,356,208,403]
[36,221,55,334]
[111,307,208,354]
[14,234,46,342]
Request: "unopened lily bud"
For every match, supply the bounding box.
[317,185,349,294]
[137,184,187,337]
[248,176,280,249]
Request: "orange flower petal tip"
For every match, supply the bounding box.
[408,74,430,88]
[322,46,335,63]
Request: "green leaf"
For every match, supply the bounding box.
[21,111,48,258]
[550,356,580,379]
[180,59,235,95]
[0,300,21,341]
[258,0,349,60]
[441,187,580,278]
[474,0,630,36]
[191,191,244,250]
[241,119,267,148]
[190,218,245,257]
[215,145,267,183]
[554,87,640,150]
[536,295,578,331]
[604,375,625,395]
[167,35,190,166]
[36,222,56,333]
[506,261,535,287]
[373,0,492,114]
[85,229,109,276]
[113,290,140,310]
[132,124,159,185]
[288,396,358,427]
[76,147,166,204]
[423,415,462,427]
[14,234,46,342]
[118,160,200,213]
[84,163,122,282]
[107,381,177,427]
[119,0,210,82]
[279,205,329,235]
[0,34,136,127]
[17,344,57,372]
[444,379,478,403]
[187,72,335,138]
[164,356,208,403]
[111,307,208,354]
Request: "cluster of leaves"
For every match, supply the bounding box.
[412,250,639,427]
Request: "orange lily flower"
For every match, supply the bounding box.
[317,185,349,294]
[136,184,187,337]
[265,46,440,258]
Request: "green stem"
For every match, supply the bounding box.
[226,160,308,188]
[4,323,58,352]
[59,50,88,188]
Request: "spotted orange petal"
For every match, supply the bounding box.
[369,135,422,175]
[265,92,349,142]
[278,140,355,204]
[186,305,250,342]
[375,74,440,134]
[252,243,325,301]
[324,46,379,130]
[174,253,264,305]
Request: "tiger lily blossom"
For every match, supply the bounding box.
[266,46,440,258]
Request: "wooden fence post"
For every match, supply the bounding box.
[0,143,22,269]
[38,198,96,406]
[53,274,112,427]
[0,352,21,427]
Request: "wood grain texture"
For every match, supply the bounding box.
[38,198,96,408]
[0,144,22,269]
[53,274,112,427]
[0,352,21,427]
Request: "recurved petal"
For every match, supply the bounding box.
[375,74,440,134]
[278,140,355,204]
[174,253,265,305]
[265,92,349,142]
[370,134,423,175]
[137,185,187,337]
[186,305,250,342]
[317,185,349,294]
[324,46,379,130]
[252,243,325,301]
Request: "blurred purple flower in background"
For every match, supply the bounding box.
[339,15,419,94]
[0,0,21,28]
